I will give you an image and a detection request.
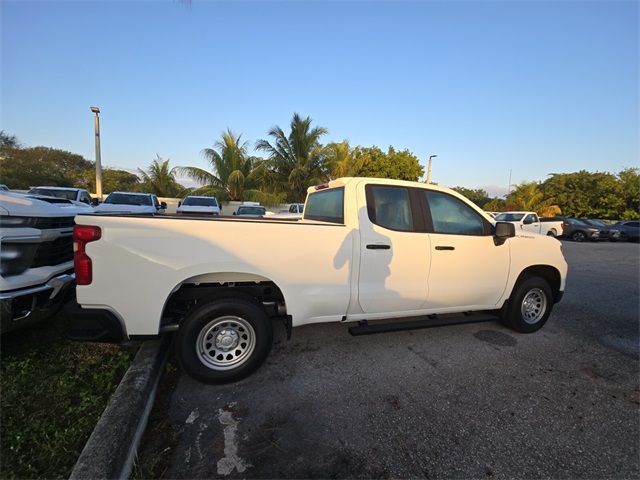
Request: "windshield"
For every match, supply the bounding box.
[495,213,524,222]
[104,193,152,206]
[183,197,218,207]
[289,204,304,213]
[28,188,77,200]
[583,219,606,227]
[565,218,591,227]
[237,206,265,215]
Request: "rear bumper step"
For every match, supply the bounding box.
[348,312,499,336]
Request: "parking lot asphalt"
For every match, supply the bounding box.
[139,241,640,479]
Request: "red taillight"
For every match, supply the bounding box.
[315,183,329,190]
[74,225,101,285]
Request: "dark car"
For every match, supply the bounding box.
[562,218,602,242]
[612,221,640,242]
[234,205,267,217]
[580,219,621,242]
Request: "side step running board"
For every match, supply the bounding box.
[348,312,499,336]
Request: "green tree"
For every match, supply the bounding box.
[0,131,20,150]
[86,168,141,194]
[256,113,328,202]
[324,140,366,179]
[506,181,561,216]
[617,167,640,219]
[176,130,258,201]
[0,146,93,189]
[137,155,185,197]
[354,146,424,181]
[483,198,507,212]
[451,187,491,208]
[541,171,624,218]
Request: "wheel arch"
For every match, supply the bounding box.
[159,271,289,330]
[512,265,562,303]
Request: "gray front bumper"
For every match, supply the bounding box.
[0,272,75,333]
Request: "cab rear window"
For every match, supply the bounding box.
[304,188,344,224]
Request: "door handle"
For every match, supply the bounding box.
[366,244,391,250]
[435,246,455,251]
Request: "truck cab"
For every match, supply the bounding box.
[28,186,94,206]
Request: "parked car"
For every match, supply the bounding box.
[0,184,9,191]
[234,205,267,217]
[612,220,640,242]
[494,211,563,237]
[287,203,304,214]
[28,186,94,206]
[67,177,567,384]
[579,219,621,242]
[177,196,221,216]
[93,192,166,215]
[272,203,305,220]
[561,218,601,242]
[0,191,84,333]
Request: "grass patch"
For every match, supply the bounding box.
[0,319,136,479]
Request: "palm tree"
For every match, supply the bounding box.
[175,129,255,201]
[324,140,366,179]
[138,155,184,197]
[506,182,561,216]
[255,113,328,202]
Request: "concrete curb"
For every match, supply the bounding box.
[69,335,172,480]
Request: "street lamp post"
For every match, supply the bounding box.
[90,106,102,199]
[426,154,437,184]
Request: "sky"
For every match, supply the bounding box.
[2,0,638,197]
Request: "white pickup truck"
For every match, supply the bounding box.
[27,186,95,206]
[67,178,567,383]
[495,211,564,237]
[93,192,166,215]
[1,192,88,333]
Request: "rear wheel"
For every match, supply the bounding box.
[546,229,557,237]
[176,298,273,384]
[502,276,553,333]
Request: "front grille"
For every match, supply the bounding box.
[34,217,75,229]
[31,236,73,268]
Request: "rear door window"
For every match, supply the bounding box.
[365,185,414,232]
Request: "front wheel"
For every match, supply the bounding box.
[502,276,553,333]
[571,231,586,242]
[176,298,273,384]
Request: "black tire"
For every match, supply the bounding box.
[571,231,586,242]
[502,276,554,333]
[176,297,273,384]
[546,229,556,237]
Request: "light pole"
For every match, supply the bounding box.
[426,154,437,184]
[90,106,103,199]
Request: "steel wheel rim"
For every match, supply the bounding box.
[196,316,256,370]
[521,288,547,324]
